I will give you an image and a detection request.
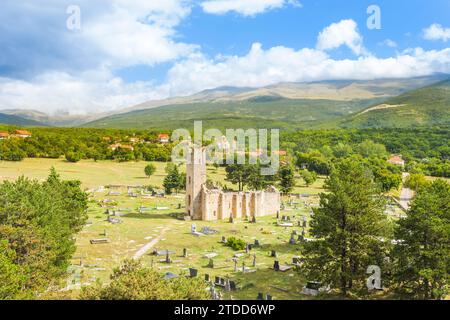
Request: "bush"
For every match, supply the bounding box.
[226,237,246,251]
[65,152,82,163]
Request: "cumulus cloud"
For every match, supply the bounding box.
[0,0,196,77]
[317,19,368,56]
[423,23,450,42]
[201,0,301,16]
[1,12,450,115]
[165,44,450,97]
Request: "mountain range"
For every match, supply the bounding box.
[1,74,449,130]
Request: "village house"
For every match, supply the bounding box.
[158,133,170,144]
[387,155,405,167]
[0,131,10,140]
[13,130,32,138]
[186,146,281,221]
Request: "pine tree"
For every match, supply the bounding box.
[393,179,449,299]
[301,159,391,296]
[279,164,295,194]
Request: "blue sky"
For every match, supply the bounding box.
[0,0,449,114]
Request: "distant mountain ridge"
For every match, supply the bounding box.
[1,74,449,129]
[0,112,46,127]
[83,75,450,130]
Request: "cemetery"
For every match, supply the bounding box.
[0,157,407,299]
[69,172,330,300]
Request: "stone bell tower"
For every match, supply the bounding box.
[185,146,206,220]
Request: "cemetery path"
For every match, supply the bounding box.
[133,225,171,260]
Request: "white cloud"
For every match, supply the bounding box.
[0,0,196,75]
[201,0,301,17]
[317,19,368,56]
[1,14,450,115]
[165,44,450,97]
[0,71,170,115]
[423,23,450,42]
[379,39,398,48]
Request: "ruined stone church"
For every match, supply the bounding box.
[185,147,281,221]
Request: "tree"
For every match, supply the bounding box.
[246,164,276,191]
[163,165,183,194]
[279,165,295,194]
[225,164,249,191]
[301,159,391,296]
[393,180,450,299]
[144,164,156,179]
[357,140,388,159]
[404,173,428,191]
[0,168,88,299]
[299,169,317,187]
[65,151,82,163]
[80,260,209,300]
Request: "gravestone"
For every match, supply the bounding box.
[257,293,264,300]
[165,252,172,264]
[271,250,278,258]
[266,294,273,300]
[274,261,280,271]
[289,234,296,245]
[230,281,237,291]
[221,236,227,243]
[189,268,198,278]
[183,248,188,258]
[232,258,238,272]
[252,254,257,267]
[208,258,214,268]
[245,244,250,254]
[254,239,260,247]
[191,223,197,233]
[225,279,231,292]
[205,274,210,282]
[242,262,246,273]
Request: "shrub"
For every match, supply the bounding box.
[226,237,246,251]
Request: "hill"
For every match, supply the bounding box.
[82,75,449,130]
[83,98,385,130]
[0,112,46,126]
[340,79,450,128]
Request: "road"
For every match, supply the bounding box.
[399,173,414,211]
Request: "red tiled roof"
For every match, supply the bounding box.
[15,130,31,135]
